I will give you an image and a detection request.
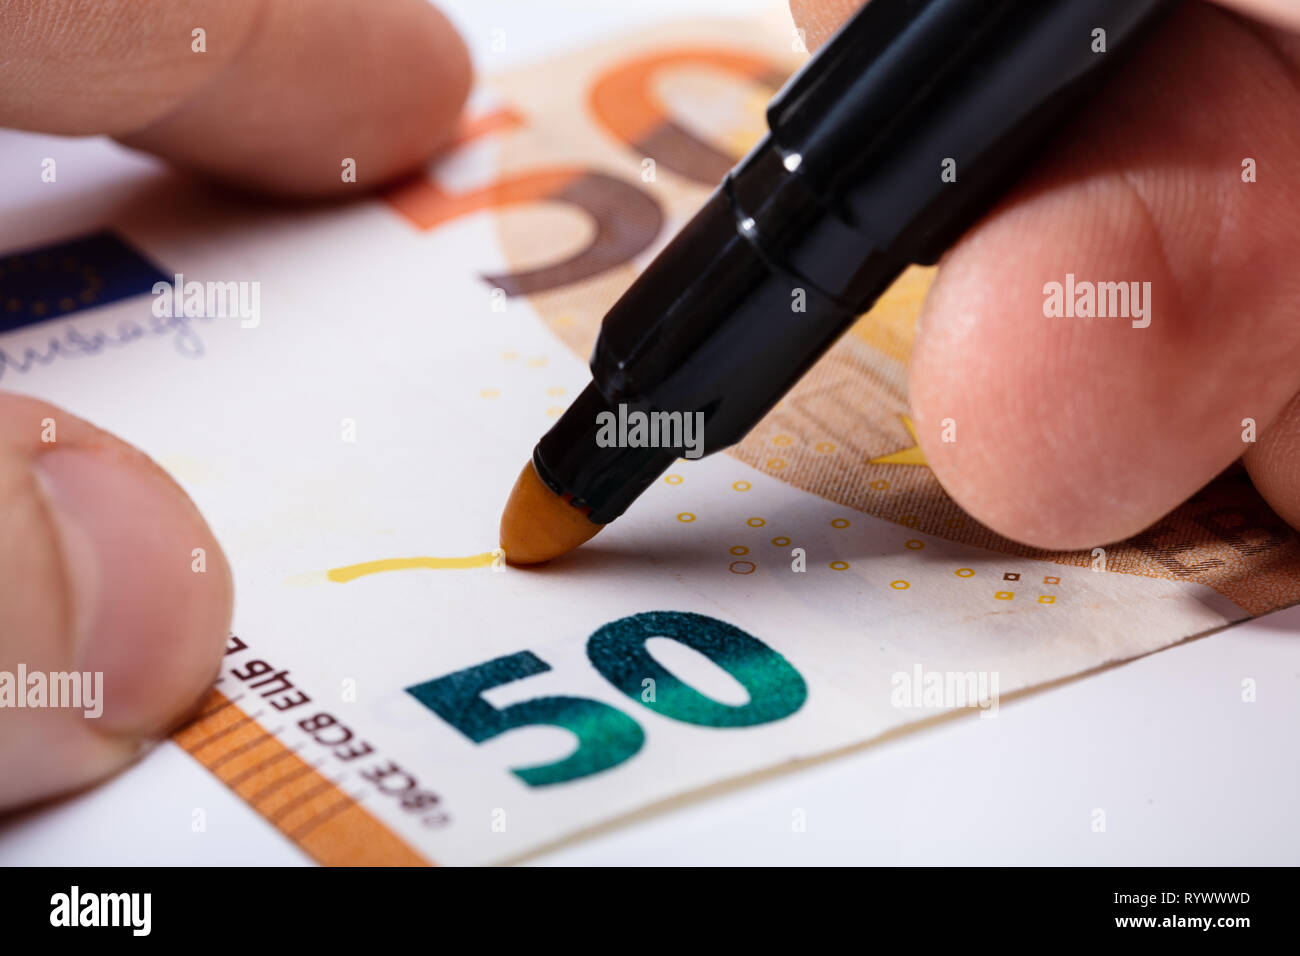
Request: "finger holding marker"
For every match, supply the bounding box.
[792,0,1300,549]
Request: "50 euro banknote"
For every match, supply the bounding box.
[0,14,1295,865]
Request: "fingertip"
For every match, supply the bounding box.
[35,443,234,735]
[907,3,1300,552]
[0,396,232,810]
[906,209,1183,553]
[118,0,474,197]
[788,0,866,53]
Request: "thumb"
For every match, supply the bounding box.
[0,393,232,812]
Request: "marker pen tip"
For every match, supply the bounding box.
[498,461,603,565]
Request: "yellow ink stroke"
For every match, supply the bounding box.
[326,552,499,583]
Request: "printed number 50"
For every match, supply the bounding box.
[405,611,807,787]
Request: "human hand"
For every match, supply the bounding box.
[0,0,470,811]
[791,0,1300,548]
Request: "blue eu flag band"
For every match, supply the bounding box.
[0,231,169,334]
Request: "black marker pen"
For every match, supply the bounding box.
[500,0,1174,564]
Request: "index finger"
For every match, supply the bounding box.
[0,0,472,196]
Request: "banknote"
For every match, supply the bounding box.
[1,14,1295,866]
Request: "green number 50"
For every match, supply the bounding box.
[405,611,807,787]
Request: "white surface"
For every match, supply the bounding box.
[1,603,1296,866]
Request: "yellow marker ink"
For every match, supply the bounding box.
[327,552,499,583]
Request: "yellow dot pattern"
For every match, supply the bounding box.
[0,256,103,317]
[658,480,1070,605]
